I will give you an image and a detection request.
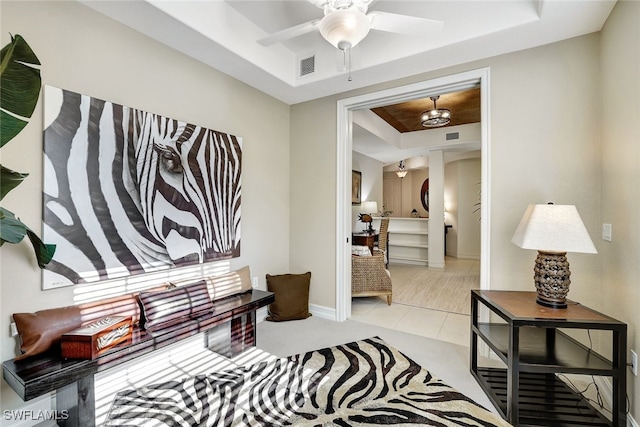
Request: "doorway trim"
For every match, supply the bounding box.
[335,68,491,322]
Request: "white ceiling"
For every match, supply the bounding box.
[83,0,616,106]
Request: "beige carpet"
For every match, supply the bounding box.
[393,270,479,315]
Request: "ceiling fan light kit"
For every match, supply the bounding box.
[421,95,451,127]
[258,0,443,81]
[319,8,371,51]
[259,0,443,50]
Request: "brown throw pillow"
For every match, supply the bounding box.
[11,286,173,360]
[265,272,312,322]
[138,280,213,329]
[13,306,83,360]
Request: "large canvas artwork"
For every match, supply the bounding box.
[42,86,242,289]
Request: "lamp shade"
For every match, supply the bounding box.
[361,201,378,214]
[511,204,597,254]
[319,9,371,50]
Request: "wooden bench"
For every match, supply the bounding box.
[2,289,274,427]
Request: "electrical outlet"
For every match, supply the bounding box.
[602,223,612,241]
[252,276,258,289]
[631,350,638,376]
[10,322,18,337]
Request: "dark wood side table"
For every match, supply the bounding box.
[352,231,377,255]
[470,290,627,427]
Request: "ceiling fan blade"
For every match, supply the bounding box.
[368,11,443,36]
[257,19,321,46]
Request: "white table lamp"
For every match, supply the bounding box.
[360,201,378,232]
[511,203,597,308]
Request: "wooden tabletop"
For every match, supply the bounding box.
[473,290,622,324]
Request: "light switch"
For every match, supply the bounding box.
[602,223,612,242]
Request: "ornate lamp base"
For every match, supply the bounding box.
[533,251,571,308]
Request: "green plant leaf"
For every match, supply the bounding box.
[0,110,28,146]
[0,164,29,200]
[0,34,41,147]
[25,228,56,268]
[0,206,27,244]
[0,207,55,266]
[0,35,54,268]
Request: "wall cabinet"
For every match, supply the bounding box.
[385,217,428,265]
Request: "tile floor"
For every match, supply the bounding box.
[350,257,479,348]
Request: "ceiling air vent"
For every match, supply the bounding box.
[299,55,315,77]
[446,132,460,141]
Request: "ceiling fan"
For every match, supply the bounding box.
[257,0,444,52]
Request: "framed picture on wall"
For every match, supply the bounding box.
[41,86,242,289]
[352,170,362,205]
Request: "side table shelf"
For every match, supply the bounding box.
[475,368,611,426]
[476,324,613,373]
[470,290,627,427]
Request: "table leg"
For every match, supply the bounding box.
[56,375,95,427]
[613,327,627,426]
[231,311,256,356]
[507,325,519,424]
[470,294,478,374]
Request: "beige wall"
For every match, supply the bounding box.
[456,159,481,259]
[444,158,481,259]
[601,0,640,417]
[0,1,291,411]
[408,169,429,218]
[291,32,603,308]
[352,151,384,230]
[290,10,637,417]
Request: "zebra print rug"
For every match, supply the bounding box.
[105,336,510,426]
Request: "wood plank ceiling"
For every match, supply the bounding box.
[371,87,481,133]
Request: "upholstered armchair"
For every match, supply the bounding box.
[351,248,392,305]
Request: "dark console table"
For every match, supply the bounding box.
[352,231,378,254]
[470,290,626,427]
[3,289,274,427]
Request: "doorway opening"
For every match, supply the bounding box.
[335,68,491,322]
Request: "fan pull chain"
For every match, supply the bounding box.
[342,48,352,82]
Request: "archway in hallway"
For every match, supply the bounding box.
[335,68,492,322]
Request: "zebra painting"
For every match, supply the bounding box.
[105,336,511,426]
[42,86,241,289]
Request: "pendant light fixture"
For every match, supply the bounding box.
[396,160,408,178]
[421,95,451,128]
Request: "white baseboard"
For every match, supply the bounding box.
[256,306,268,322]
[389,258,428,267]
[309,303,336,321]
[257,305,336,322]
[560,374,638,424]
[455,253,480,260]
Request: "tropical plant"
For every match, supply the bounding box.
[0,34,55,267]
